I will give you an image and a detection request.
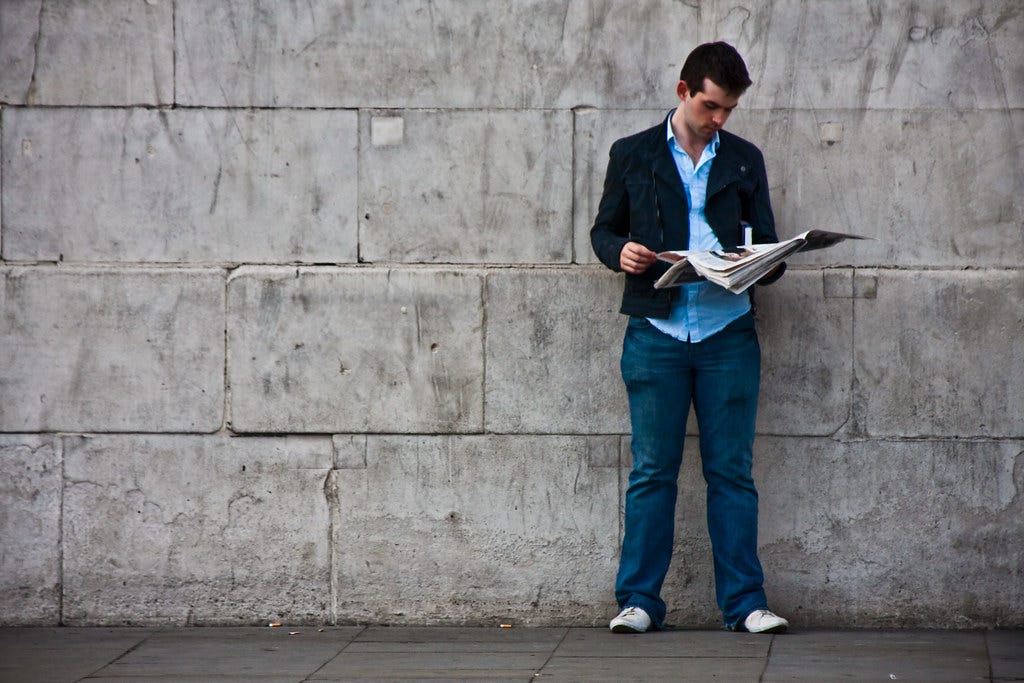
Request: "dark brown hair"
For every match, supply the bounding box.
[679,42,752,96]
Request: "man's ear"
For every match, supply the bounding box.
[676,80,690,101]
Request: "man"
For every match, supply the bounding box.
[590,42,788,634]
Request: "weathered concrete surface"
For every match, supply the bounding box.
[331,435,620,625]
[0,436,60,625]
[755,436,1024,628]
[1,108,358,263]
[702,0,1024,111]
[0,267,224,432]
[62,435,333,625]
[648,435,1024,629]
[175,0,700,109]
[228,267,483,433]
[754,269,854,436]
[0,0,1021,631]
[853,269,1024,438]
[761,110,1024,268]
[575,108,1024,268]
[359,110,573,263]
[573,109,667,266]
[0,0,173,106]
[484,268,627,434]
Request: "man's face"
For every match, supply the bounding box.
[678,78,741,141]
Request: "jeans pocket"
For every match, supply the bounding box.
[627,316,653,330]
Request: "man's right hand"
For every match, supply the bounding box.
[619,241,658,274]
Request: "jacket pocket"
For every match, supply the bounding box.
[624,177,660,246]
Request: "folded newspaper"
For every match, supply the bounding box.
[653,230,869,294]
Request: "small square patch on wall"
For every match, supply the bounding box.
[371,116,404,146]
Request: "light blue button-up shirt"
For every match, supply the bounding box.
[648,118,751,342]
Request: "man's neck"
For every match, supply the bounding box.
[670,110,710,165]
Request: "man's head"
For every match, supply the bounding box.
[671,42,751,146]
[679,41,752,97]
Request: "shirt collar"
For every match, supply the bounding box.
[665,114,720,156]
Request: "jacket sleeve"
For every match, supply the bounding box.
[590,142,630,272]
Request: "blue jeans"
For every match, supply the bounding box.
[615,312,767,629]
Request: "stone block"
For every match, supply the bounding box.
[332,435,367,469]
[703,0,1024,110]
[359,110,572,263]
[484,268,628,434]
[576,108,1024,269]
[332,435,620,625]
[0,436,60,625]
[573,109,665,265]
[1,108,357,263]
[754,436,1023,627]
[175,0,699,108]
[0,267,224,432]
[0,0,173,105]
[62,435,333,625]
[759,110,1024,268]
[853,270,1024,438]
[228,267,483,433]
[755,269,854,436]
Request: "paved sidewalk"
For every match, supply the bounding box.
[1,626,1021,682]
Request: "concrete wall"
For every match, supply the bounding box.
[1,0,1021,628]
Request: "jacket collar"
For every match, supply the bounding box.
[644,112,748,200]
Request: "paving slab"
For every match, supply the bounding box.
[0,627,1013,682]
[0,627,153,683]
[307,679,530,683]
[311,652,547,680]
[352,626,566,649]
[539,655,765,681]
[556,627,770,658]
[763,630,990,681]
[988,630,1024,680]
[90,627,362,680]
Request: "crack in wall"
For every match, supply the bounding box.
[23,0,45,105]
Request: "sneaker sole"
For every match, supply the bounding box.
[747,623,788,634]
[610,623,647,634]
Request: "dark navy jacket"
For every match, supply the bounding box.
[590,114,785,318]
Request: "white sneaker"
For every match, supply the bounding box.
[610,606,652,633]
[743,609,789,634]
